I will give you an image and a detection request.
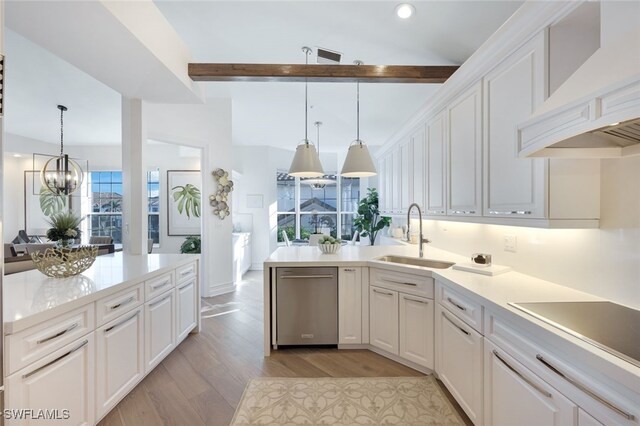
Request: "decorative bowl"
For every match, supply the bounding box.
[318,243,341,254]
[31,246,98,278]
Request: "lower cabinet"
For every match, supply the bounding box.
[369,286,399,354]
[338,267,362,344]
[436,305,483,425]
[145,290,176,373]
[95,307,144,420]
[176,278,198,344]
[6,335,96,426]
[399,293,434,369]
[579,409,604,426]
[484,339,577,426]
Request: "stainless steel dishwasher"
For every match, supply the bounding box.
[276,267,338,347]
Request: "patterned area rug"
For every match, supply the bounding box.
[230,376,466,425]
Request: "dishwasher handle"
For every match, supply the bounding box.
[279,274,335,279]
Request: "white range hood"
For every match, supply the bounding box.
[518,1,640,158]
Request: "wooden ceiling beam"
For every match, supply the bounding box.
[188,63,459,83]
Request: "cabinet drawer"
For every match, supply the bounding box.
[438,282,483,333]
[486,311,639,425]
[176,262,197,284]
[145,272,174,301]
[5,304,94,376]
[370,268,434,299]
[96,283,144,327]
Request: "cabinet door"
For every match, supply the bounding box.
[400,141,411,211]
[176,278,198,344]
[447,82,482,217]
[399,294,434,369]
[96,307,144,420]
[144,290,175,373]
[385,155,393,214]
[484,340,578,426]
[436,305,483,425]
[426,112,447,216]
[578,409,604,426]
[484,31,547,218]
[6,335,95,426]
[411,125,425,208]
[338,267,362,344]
[377,157,387,213]
[391,150,401,213]
[369,286,399,355]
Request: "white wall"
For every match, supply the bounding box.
[404,155,640,309]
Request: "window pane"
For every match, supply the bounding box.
[277,214,296,242]
[341,176,360,212]
[277,171,296,213]
[340,213,357,240]
[89,171,123,243]
[90,214,122,244]
[148,214,160,243]
[300,213,337,239]
[300,174,337,212]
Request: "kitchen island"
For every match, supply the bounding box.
[3,252,200,425]
[264,245,640,425]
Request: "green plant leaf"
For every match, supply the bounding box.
[39,187,67,216]
[172,184,201,218]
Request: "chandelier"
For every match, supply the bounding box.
[40,105,85,196]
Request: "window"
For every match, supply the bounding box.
[88,171,123,244]
[147,170,160,244]
[276,170,360,244]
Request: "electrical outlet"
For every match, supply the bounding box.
[504,235,517,253]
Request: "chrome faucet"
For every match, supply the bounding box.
[407,203,431,258]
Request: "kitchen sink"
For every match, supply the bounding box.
[374,255,455,269]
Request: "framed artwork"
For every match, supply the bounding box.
[24,170,70,236]
[167,170,202,236]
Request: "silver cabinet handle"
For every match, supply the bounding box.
[23,339,88,379]
[451,210,476,215]
[384,278,418,287]
[343,268,356,272]
[488,210,532,215]
[447,297,467,311]
[493,350,551,398]
[427,210,445,215]
[105,310,140,333]
[151,280,170,290]
[110,296,135,310]
[372,288,394,296]
[403,296,429,304]
[536,355,634,420]
[178,281,194,291]
[179,269,193,277]
[280,275,334,279]
[442,312,470,336]
[149,293,172,308]
[37,323,78,344]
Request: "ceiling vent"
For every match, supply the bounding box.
[316,47,341,64]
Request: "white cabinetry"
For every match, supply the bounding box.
[400,140,411,211]
[579,409,604,426]
[378,157,387,213]
[447,82,482,217]
[144,290,176,373]
[399,293,434,369]
[338,267,362,344]
[96,307,144,419]
[6,335,95,426]
[483,31,547,218]
[176,278,198,344]
[436,304,483,425]
[484,339,577,426]
[411,125,425,208]
[425,112,447,216]
[369,286,399,354]
[385,155,393,214]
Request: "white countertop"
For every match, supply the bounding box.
[3,252,199,334]
[265,245,640,386]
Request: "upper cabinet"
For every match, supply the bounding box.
[447,82,482,217]
[483,32,547,218]
[425,112,447,216]
[411,125,425,209]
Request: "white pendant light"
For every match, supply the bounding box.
[289,47,324,178]
[341,60,377,177]
[303,121,336,189]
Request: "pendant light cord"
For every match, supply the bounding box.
[60,107,64,157]
[354,60,363,144]
[303,47,311,143]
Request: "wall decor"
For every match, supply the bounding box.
[25,170,69,236]
[167,170,202,236]
[210,168,234,219]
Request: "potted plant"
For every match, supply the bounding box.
[354,188,391,246]
[46,211,82,248]
[180,235,201,254]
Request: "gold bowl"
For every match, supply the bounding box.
[31,246,98,278]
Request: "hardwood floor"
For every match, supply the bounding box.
[99,270,471,426]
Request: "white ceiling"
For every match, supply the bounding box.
[3,1,522,151]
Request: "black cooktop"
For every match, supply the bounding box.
[509,301,640,368]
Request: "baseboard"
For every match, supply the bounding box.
[207,281,235,297]
[338,344,370,350]
[368,346,433,375]
[250,263,264,271]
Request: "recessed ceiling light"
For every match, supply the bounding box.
[395,3,415,19]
